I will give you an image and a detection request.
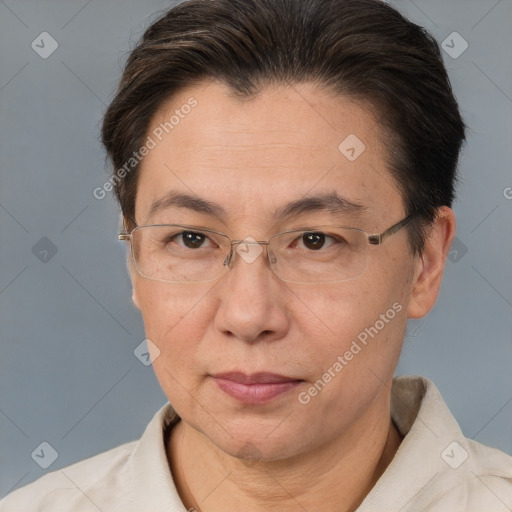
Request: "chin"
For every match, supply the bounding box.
[195,413,316,463]
[218,434,303,464]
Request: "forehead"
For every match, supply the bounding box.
[135,80,403,227]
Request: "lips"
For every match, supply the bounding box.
[211,371,303,404]
[213,371,300,384]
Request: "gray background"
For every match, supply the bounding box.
[1,0,511,498]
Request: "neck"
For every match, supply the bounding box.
[167,405,402,512]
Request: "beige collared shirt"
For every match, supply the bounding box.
[2,376,511,511]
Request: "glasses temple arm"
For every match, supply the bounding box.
[368,212,417,245]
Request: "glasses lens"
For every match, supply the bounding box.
[129,225,369,284]
[131,225,230,283]
[269,227,368,283]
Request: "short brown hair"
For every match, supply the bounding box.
[101,0,466,253]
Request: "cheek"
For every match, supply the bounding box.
[135,279,216,362]
[293,282,393,343]
[293,265,410,376]
[135,280,222,411]
[296,284,408,414]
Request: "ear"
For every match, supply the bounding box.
[125,253,141,311]
[132,286,141,310]
[407,206,456,319]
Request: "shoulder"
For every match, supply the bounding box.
[0,402,181,512]
[391,376,512,511]
[447,438,512,511]
[0,441,137,512]
[425,444,512,511]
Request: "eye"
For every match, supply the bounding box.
[170,231,214,249]
[295,232,338,251]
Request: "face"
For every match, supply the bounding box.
[130,81,426,461]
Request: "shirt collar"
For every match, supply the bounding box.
[128,403,184,509]
[358,376,471,511]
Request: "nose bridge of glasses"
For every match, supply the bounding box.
[230,239,270,247]
[223,238,272,268]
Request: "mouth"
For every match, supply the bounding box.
[210,371,304,404]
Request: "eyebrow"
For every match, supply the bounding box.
[273,192,367,220]
[146,191,366,222]
[147,192,226,220]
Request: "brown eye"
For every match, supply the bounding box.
[302,232,326,250]
[173,231,208,249]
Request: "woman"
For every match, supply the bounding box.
[2,0,511,510]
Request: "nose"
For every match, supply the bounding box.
[214,239,289,343]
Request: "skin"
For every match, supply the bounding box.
[130,80,456,511]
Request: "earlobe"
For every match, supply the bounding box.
[407,206,456,319]
[132,287,141,310]
[127,261,141,310]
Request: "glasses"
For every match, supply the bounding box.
[118,213,416,284]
